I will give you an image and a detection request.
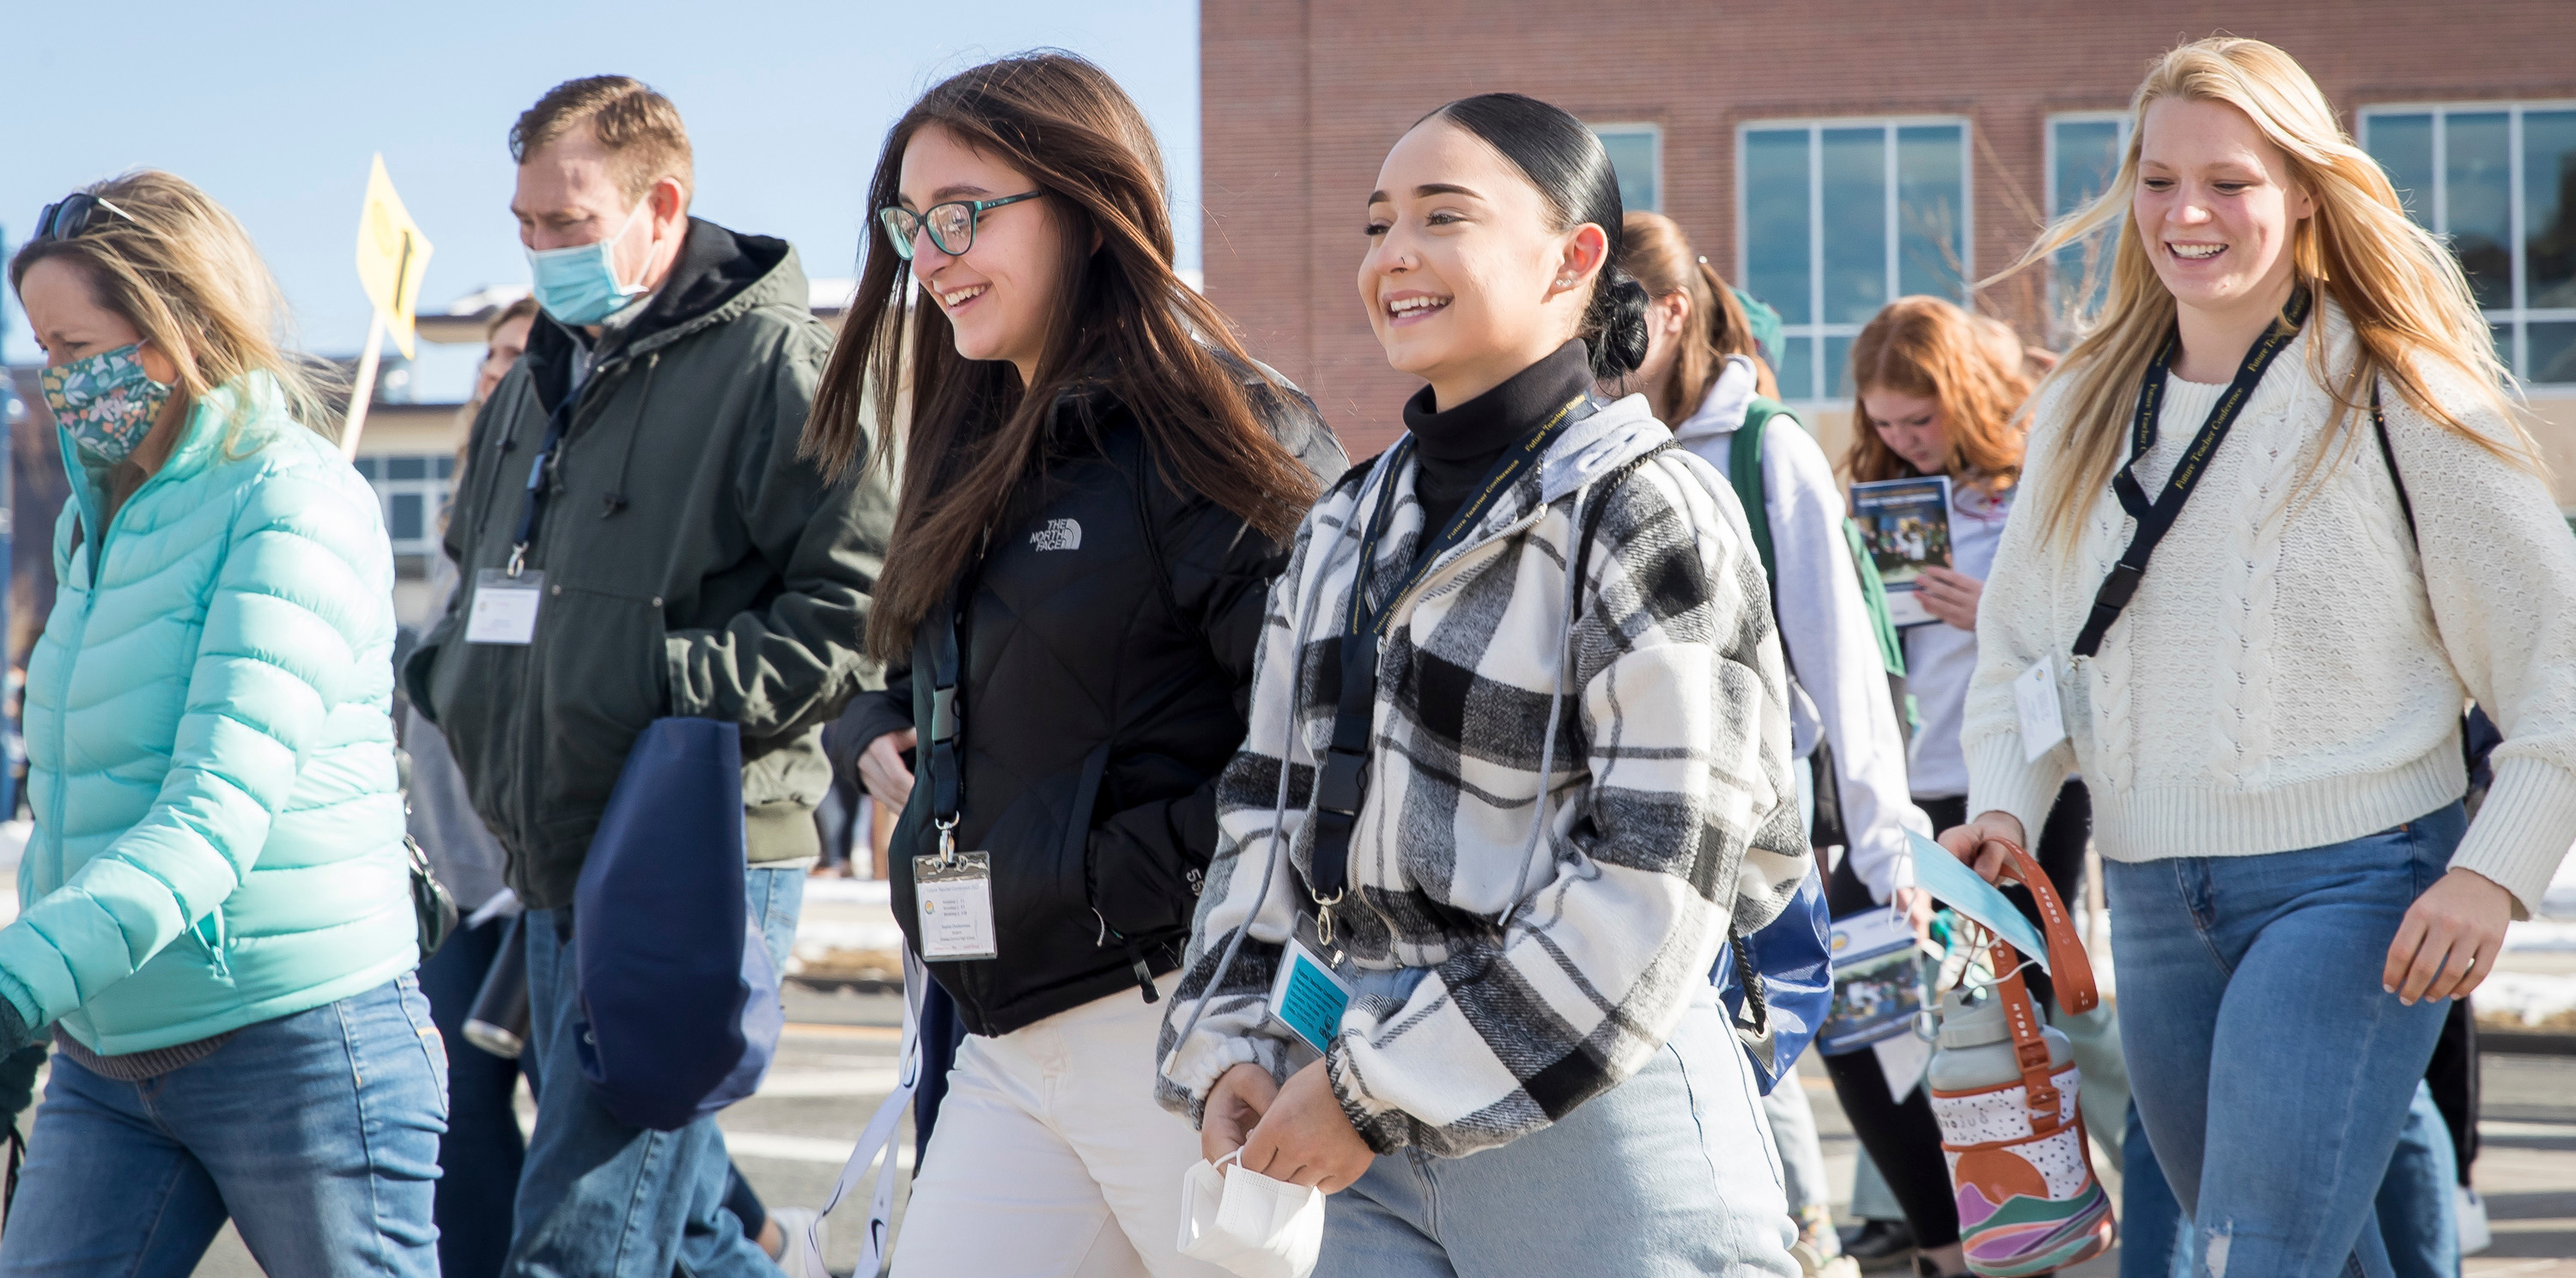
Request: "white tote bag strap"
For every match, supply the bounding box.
[793,948,927,1278]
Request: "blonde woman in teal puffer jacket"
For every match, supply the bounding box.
[0,172,440,1276]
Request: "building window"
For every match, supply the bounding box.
[2046,113,2133,337]
[1594,124,1662,215]
[1738,119,1971,402]
[353,453,457,561]
[2362,103,2576,385]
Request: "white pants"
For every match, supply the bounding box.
[890,972,1224,1278]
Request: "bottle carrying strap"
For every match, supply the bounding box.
[1965,835,2099,1013]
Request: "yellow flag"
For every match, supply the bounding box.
[354,154,434,358]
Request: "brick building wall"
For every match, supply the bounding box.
[1201,0,2576,461]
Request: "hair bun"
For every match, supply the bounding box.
[1588,272,1652,379]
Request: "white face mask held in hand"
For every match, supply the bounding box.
[1176,1151,1327,1278]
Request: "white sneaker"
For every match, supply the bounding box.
[769,1207,829,1277]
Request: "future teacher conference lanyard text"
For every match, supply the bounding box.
[2069,287,2312,660]
[1303,393,1599,945]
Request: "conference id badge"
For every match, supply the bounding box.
[914,850,999,961]
[1267,929,1354,1056]
[2014,656,2069,763]
[465,569,544,645]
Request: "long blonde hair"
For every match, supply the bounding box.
[1990,37,2534,549]
[8,169,329,442]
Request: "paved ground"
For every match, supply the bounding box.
[90,983,2568,1276]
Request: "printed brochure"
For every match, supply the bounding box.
[1850,476,1953,627]
[1818,907,1929,1056]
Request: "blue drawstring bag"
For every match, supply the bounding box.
[574,717,782,1131]
[1712,866,1833,1093]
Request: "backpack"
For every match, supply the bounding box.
[1579,444,1831,1094]
[1725,399,1917,852]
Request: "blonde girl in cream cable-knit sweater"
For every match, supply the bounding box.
[1942,38,2576,1278]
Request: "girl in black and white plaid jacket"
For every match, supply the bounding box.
[1158,93,1809,1275]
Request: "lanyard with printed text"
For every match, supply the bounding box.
[1304,393,1596,941]
[2070,287,2311,659]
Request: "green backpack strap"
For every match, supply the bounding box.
[1843,518,1908,680]
[1729,397,1911,687]
[1728,399,1783,584]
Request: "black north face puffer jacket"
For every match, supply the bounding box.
[838,380,1345,1036]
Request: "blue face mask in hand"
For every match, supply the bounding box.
[526,198,653,326]
[42,343,173,468]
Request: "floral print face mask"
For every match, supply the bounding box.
[40,344,173,468]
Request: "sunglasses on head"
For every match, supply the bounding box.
[33,192,137,244]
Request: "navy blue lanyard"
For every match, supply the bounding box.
[1306,393,1595,918]
[507,397,577,577]
[2071,288,2310,659]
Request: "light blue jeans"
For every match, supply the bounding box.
[507,866,802,1278]
[0,975,447,1277]
[2123,1083,2458,1278]
[1319,978,1799,1277]
[2107,803,2464,1278]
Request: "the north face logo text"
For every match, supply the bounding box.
[1031,519,1083,551]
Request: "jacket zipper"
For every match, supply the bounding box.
[53,459,190,979]
[513,365,621,855]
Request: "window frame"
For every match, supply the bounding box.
[2043,110,2136,344]
[1591,121,1665,215]
[2359,100,2576,386]
[1733,114,1976,407]
[351,452,455,562]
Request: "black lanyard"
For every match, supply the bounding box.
[2070,288,2310,659]
[507,396,577,577]
[922,573,974,851]
[1305,393,1595,923]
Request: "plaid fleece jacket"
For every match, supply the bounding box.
[1156,397,1807,1158]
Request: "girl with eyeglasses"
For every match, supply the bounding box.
[1,172,440,1275]
[1952,39,2576,1276]
[1159,93,1804,1275]
[805,52,1342,1276]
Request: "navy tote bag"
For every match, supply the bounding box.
[574,716,783,1131]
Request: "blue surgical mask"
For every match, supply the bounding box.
[526,199,651,326]
[42,343,173,469]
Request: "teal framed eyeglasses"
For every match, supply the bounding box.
[876,192,1043,261]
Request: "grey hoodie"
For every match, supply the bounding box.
[1669,356,1930,901]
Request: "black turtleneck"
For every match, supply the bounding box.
[1400,339,1595,536]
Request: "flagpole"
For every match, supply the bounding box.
[342,308,386,462]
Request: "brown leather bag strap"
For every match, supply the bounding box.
[1971,836,2099,1013]
[1988,938,2067,1135]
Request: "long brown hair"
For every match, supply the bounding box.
[804,53,1319,660]
[1986,37,2535,551]
[1844,296,2032,494]
[1616,210,1777,411]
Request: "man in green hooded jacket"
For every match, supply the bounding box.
[403,76,893,1278]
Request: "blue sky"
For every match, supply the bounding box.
[0,0,1200,400]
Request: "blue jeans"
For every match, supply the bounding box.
[507,866,802,1278]
[419,913,529,1278]
[2106,804,2464,1278]
[1319,985,1799,1277]
[2122,1084,2458,1278]
[2376,1082,2461,1278]
[0,976,446,1278]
